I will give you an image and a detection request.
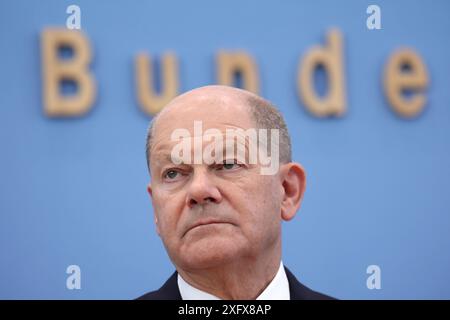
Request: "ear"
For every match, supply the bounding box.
[279,163,306,221]
[147,183,161,236]
[147,183,153,198]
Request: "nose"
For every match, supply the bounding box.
[186,168,222,208]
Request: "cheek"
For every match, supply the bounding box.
[246,175,280,203]
[248,179,282,227]
[251,191,282,250]
[229,177,281,230]
[152,189,185,237]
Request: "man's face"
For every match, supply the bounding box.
[148,90,284,271]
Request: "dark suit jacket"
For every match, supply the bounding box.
[137,266,334,300]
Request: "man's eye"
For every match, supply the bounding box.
[219,160,242,170]
[223,163,237,170]
[164,170,180,180]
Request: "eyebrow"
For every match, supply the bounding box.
[151,138,253,167]
[153,153,181,166]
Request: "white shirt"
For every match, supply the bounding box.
[177,261,290,300]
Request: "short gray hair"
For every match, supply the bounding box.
[145,95,292,171]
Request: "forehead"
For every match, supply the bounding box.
[152,93,255,146]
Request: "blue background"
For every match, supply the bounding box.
[1,0,449,299]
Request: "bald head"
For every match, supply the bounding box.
[145,85,292,172]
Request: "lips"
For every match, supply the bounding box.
[184,219,233,236]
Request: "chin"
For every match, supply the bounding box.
[177,235,244,270]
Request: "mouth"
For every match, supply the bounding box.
[184,219,233,237]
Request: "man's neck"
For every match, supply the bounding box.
[176,248,282,300]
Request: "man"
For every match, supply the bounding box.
[138,85,333,300]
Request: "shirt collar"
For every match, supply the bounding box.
[177,261,290,300]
